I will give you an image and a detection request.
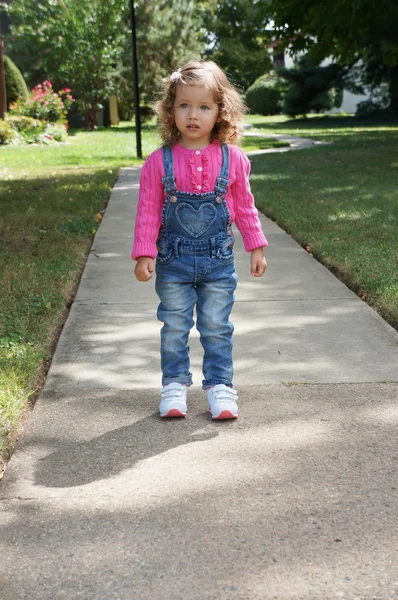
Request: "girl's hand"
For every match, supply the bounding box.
[135,256,154,281]
[250,248,267,277]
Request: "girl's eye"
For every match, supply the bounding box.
[180,103,188,108]
[200,105,209,110]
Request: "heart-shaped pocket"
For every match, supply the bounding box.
[176,202,217,238]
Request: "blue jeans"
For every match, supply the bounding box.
[155,249,237,389]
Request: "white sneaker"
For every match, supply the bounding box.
[159,383,188,418]
[207,384,238,419]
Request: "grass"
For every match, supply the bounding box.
[1,115,397,470]
[245,112,398,143]
[0,122,159,467]
[241,135,290,152]
[246,115,398,327]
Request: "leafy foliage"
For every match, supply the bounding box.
[9,80,74,124]
[116,0,205,121]
[6,0,205,127]
[269,0,398,112]
[5,114,45,143]
[245,72,284,115]
[7,0,126,129]
[279,55,344,117]
[202,0,272,90]
[5,114,39,132]
[0,119,19,144]
[4,55,28,108]
[355,86,391,119]
[4,113,69,145]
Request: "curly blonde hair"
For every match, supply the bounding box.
[156,60,246,146]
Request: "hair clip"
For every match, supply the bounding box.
[170,68,182,83]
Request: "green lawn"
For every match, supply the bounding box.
[1,116,397,471]
[0,123,159,467]
[241,135,290,152]
[246,115,398,328]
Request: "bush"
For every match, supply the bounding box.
[4,56,29,108]
[356,86,391,119]
[355,100,377,119]
[9,80,75,124]
[118,102,154,124]
[280,54,344,117]
[245,73,284,115]
[5,115,45,144]
[333,87,344,109]
[0,120,20,145]
[5,115,43,132]
[41,123,68,143]
[140,105,155,124]
[3,116,67,145]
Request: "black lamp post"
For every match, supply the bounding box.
[129,0,142,159]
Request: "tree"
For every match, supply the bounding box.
[245,72,284,115]
[202,0,273,90]
[116,0,205,120]
[7,0,206,127]
[269,0,398,112]
[279,54,344,117]
[7,0,126,129]
[4,54,28,108]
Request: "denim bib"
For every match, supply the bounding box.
[157,144,234,263]
[155,143,238,389]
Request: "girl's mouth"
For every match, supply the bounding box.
[187,124,199,130]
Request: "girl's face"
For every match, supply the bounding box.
[173,84,219,149]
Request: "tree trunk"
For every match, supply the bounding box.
[85,106,98,131]
[388,66,398,114]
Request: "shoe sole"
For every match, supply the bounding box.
[209,408,238,420]
[160,409,186,418]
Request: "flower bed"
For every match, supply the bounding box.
[1,81,74,145]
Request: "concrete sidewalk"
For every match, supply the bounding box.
[1,166,397,600]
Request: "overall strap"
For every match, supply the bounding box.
[161,145,177,194]
[215,143,230,195]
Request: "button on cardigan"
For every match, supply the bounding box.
[132,140,268,260]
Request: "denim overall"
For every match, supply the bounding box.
[155,144,238,389]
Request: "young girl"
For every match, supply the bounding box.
[132,60,268,419]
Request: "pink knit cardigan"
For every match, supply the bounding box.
[132,140,268,260]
